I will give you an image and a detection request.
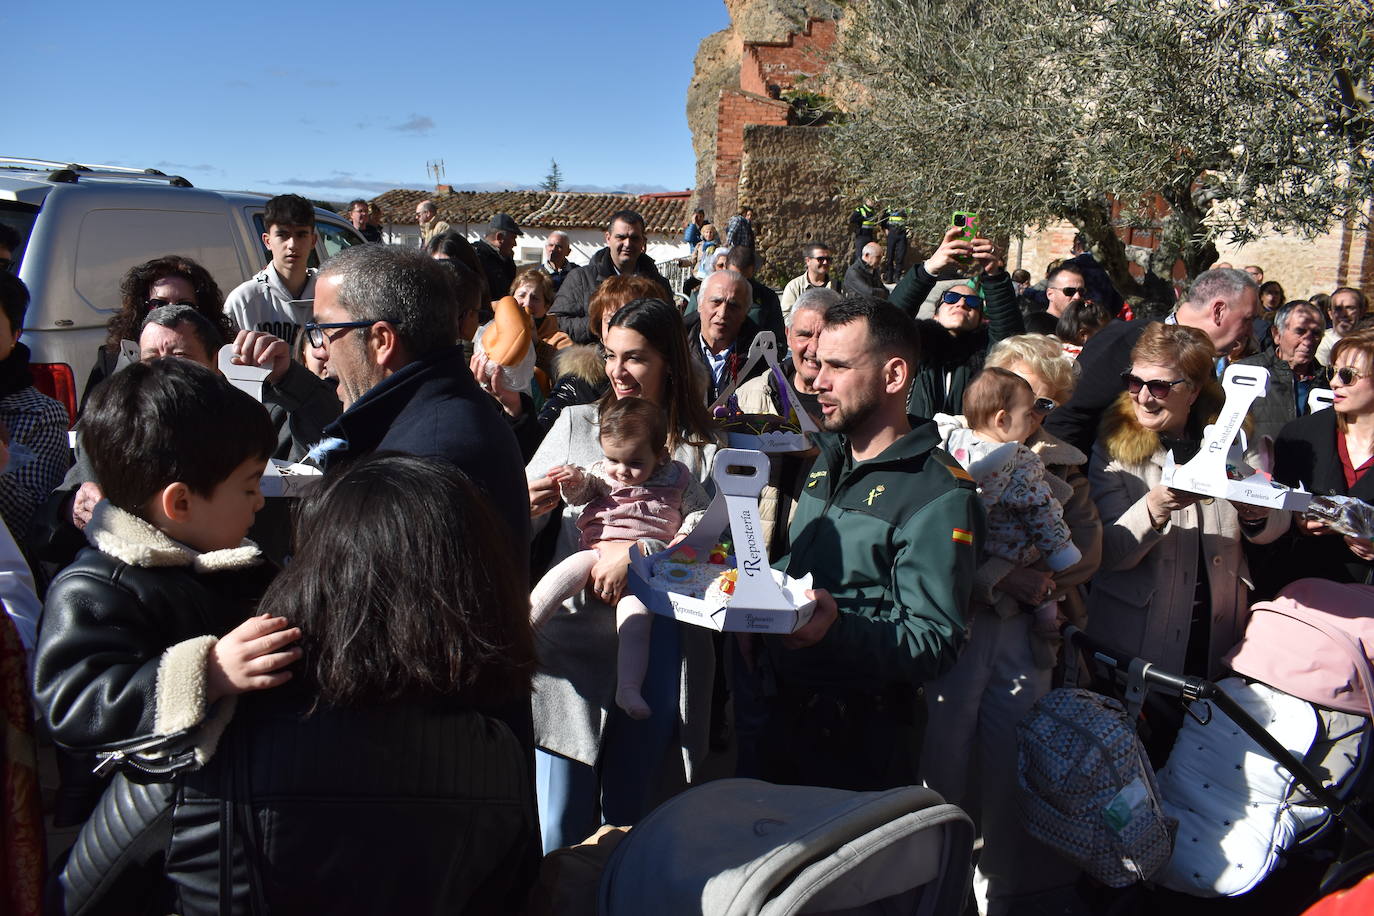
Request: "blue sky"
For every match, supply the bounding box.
[6,1,730,200]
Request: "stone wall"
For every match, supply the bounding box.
[738,124,850,287]
[1013,220,1374,301]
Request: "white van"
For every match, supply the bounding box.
[0,157,365,423]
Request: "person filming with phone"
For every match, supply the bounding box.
[889,219,1025,419]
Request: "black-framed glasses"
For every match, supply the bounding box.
[145,297,196,309]
[1334,366,1371,386]
[304,319,394,348]
[809,255,832,263]
[1051,286,1085,298]
[940,290,984,310]
[1032,397,1057,415]
[1121,371,1189,398]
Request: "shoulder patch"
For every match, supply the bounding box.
[931,448,977,488]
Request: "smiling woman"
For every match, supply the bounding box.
[524,296,720,852]
[1086,323,1286,683]
[1269,329,1374,590]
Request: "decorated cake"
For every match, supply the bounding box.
[646,542,735,600]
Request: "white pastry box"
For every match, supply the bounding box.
[259,459,322,498]
[628,448,816,634]
[1161,364,1312,512]
[709,332,817,453]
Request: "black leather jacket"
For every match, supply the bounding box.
[53,687,539,916]
[32,505,274,771]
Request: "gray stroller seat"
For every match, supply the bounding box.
[598,778,973,915]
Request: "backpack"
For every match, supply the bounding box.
[1017,688,1177,887]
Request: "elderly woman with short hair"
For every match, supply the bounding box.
[1087,323,1286,679]
[921,333,1102,911]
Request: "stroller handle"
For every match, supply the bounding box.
[1063,625,1210,701]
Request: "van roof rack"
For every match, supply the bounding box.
[0,157,193,188]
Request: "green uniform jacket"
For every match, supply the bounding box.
[772,419,985,691]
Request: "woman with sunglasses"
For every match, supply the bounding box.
[923,334,1102,909]
[1086,324,1285,687]
[890,225,1025,419]
[1269,328,1374,588]
[81,256,237,409]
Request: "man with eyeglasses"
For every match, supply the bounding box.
[1316,287,1368,368]
[780,243,840,324]
[1237,301,1331,444]
[305,244,529,560]
[1044,267,1260,455]
[888,225,1025,420]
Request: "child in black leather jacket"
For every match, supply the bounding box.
[32,358,300,779]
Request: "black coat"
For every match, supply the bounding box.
[548,247,671,345]
[889,265,1025,419]
[166,686,539,915]
[1235,349,1330,447]
[473,238,516,301]
[683,312,766,404]
[319,345,530,557]
[1263,408,1374,590]
[1043,319,1150,456]
[53,687,539,916]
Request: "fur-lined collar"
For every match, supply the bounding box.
[1099,381,1229,468]
[86,501,263,572]
[552,343,607,385]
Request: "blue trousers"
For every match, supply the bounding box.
[535,612,682,852]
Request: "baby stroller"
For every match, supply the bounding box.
[1021,578,1374,910]
[597,778,974,915]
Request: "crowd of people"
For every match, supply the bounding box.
[0,191,1371,915]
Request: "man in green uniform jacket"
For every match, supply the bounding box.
[759,293,987,792]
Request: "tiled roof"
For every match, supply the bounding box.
[363,189,692,235]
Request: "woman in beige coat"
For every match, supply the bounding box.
[1086,323,1287,680]
[922,334,1102,913]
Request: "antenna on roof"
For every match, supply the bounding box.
[426,159,446,187]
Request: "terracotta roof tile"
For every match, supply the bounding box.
[365,189,692,235]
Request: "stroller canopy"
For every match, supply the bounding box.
[598,778,973,916]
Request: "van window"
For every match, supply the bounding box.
[0,202,38,271]
[76,208,240,317]
[317,221,363,261]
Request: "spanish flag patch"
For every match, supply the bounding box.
[946,464,974,483]
[951,528,974,545]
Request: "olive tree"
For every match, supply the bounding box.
[827,0,1373,305]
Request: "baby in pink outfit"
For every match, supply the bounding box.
[530,398,709,718]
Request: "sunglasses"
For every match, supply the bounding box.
[1051,286,1085,298]
[145,297,197,309]
[940,290,984,310]
[809,256,832,263]
[1333,366,1371,386]
[1032,397,1057,415]
[1121,371,1189,399]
